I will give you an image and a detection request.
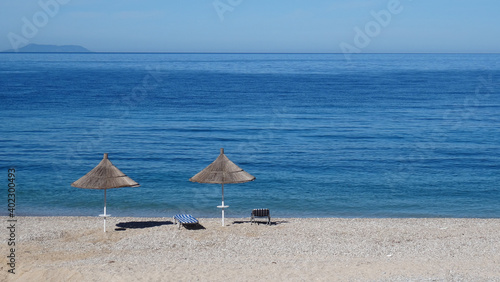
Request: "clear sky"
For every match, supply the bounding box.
[1,0,499,53]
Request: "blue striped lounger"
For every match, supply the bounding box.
[173,214,199,229]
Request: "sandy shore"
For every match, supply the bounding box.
[1,216,499,281]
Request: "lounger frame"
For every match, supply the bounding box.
[250,209,271,225]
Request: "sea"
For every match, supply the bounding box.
[0,53,499,218]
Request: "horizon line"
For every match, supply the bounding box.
[2,51,500,55]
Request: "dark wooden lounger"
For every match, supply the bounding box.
[251,209,270,225]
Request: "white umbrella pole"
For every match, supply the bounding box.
[221,184,225,226]
[99,189,109,232]
[217,183,229,226]
[103,189,107,232]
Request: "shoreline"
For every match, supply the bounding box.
[2,217,500,281]
[4,215,500,218]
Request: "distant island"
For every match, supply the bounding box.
[2,43,91,53]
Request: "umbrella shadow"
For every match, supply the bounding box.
[115,221,173,230]
[232,220,288,226]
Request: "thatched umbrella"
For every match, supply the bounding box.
[71,153,139,232]
[190,148,255,226]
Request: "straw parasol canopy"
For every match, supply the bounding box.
[71,153,139,232]
[190,148,255,226]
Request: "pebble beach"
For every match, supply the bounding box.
[2,216,500,281]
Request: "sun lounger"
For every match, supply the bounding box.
[173,214,199,229]
[251,209,270,225]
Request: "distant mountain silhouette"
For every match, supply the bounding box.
[2,43,91,53]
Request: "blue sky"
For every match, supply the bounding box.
[1,0,499,53]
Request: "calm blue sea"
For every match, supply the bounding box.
[0,53,499,218]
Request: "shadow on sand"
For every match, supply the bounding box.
[115,221,173,230]
[231,220,288,226]
[179,223,206,230]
